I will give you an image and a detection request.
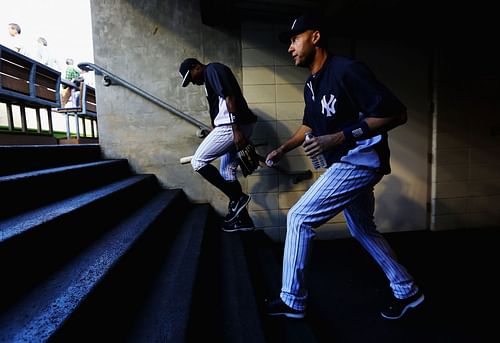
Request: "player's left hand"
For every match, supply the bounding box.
[232,126,248,150]
[303,134,324,158]
[303,132,343,158]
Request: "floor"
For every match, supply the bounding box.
[259,227,499,343]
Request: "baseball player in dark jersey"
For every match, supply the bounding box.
[179,58,257,232]
[265,13,424,320]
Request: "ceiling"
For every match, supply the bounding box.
[200,0,496,39]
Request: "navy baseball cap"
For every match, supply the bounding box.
[179,58,201,87]
[278,12,326,43]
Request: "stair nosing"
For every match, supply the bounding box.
[0,174,155,242]
[0,189,184,343]
[0,159,128,182]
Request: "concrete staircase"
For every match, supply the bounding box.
[0,144,269,342]
[2,143,486,342]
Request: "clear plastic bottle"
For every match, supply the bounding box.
[304,131,327,170]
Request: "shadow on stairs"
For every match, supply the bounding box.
[0,144,266,342]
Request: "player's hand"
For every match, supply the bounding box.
[303,133,343,158]
[303,135,323,158]
[232,126,248,150]
[265,148,283,167]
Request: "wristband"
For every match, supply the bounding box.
[343,121,370,142]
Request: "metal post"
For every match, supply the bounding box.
[82,118,87,137]
[75,114,80,139]
[35,108,42,133]
[65,113,70,139]
[20,105,27,132]
[47,107,54,134]
[6,103,14,131]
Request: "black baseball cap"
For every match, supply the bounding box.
[278,12,326,44]
[179,58,201,87]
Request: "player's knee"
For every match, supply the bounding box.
[347,222,378,241]
[287,206,304,230]
[191,157,205,171]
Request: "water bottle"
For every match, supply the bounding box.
[304,131,327,170]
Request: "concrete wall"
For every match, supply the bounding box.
[432,38,500,230]
[90,1,500,240]
[90,0,243,215]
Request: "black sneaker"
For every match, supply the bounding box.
[222,213,255,232]
[381,291,425,320]
[225,194,251,222]
[266,298,305,319]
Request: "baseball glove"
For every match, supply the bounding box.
[237,143,260,177]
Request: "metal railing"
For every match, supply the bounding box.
[78,62,210,138]
[77,62,312,184]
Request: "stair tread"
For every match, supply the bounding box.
[0,159,127,181]
[0,174,156,242]
[0,144,102,176]
[0,189,183,343]
[242,230,319,343]
[0,159,133,218]
[126,204,211,342]
[219,230,267,343]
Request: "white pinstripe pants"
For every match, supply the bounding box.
[191,124,254,181]
[281,162,418,311]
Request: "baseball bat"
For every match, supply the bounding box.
[179,155,193,164]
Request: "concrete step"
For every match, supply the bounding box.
[0,143,272,342]
[0,159,132,218]
[242,230,319,343]
[0,174,161,310]
[180,220,267,343]
[216,230,267,343]
[0,144,102,176]
[0,189,187,343]
[121,204,213,342]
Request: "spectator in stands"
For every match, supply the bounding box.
[64,58,80,80]
[32,37,60,71]
[61,58,81,107]
[70,76,84,108]
[5,23,26,54]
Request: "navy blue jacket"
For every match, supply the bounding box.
[204,63,257,127]
[302,55,406,174]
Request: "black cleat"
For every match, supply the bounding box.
[222,211,255,232]
[224,193,251,222]
[266,298,305,319]
[381,291,425,320]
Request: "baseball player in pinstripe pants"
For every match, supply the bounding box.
[265,13,424,320]
[179,58,258,231]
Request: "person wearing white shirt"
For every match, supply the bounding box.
[32,37,60,71]
[5,23,26,55]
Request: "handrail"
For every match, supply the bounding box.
[78,62,210,138]
[78,62,312,183]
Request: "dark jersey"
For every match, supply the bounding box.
[204,63,257,127]
[302,55,406,174]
